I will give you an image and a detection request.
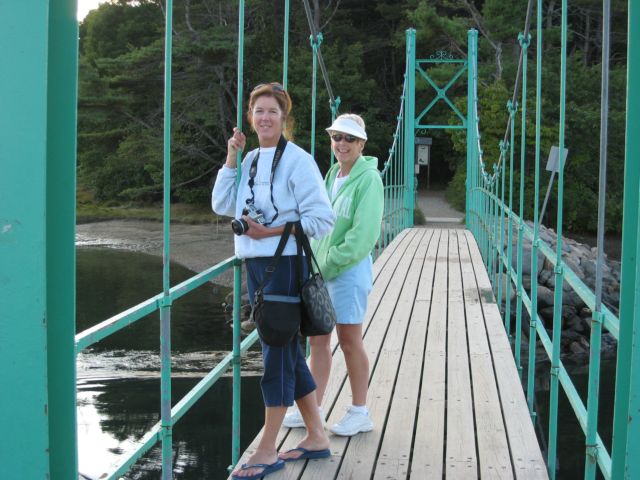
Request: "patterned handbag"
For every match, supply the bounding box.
[295,222,337,337]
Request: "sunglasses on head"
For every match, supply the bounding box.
[252,82,285,93]
[330,133,358,143]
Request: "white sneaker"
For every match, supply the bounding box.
[329,407,374,436]
[283,407,305,428]
[283,406,325,429]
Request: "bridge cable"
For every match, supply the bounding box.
[475,0,534,177]
[301,0,337,107]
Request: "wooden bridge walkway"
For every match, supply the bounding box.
[231,228,548,479]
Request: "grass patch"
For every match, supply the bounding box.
[77,190,221,224]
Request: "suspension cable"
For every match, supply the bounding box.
[301,0,337,106]
[474,0,535,176]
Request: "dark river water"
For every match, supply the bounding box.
[76,248,264,479]
[77,247,617,479]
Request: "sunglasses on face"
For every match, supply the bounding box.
[330,133,358,143]
[252,82,285,93]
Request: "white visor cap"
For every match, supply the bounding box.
[325,117,367,141]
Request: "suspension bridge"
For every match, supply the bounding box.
[1,1,638,479]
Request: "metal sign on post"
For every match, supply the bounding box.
[415,136,432,186]
[540,146,569,225]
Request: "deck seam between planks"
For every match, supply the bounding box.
[300,229,429,480]
[372,229,439,479]
[463,230,548,479]
[457,230,483,479]
[457,230,515,479]
[227,230,422,480]
[333,228,430,479]
[410,228,449,478]
[405,229,441,480]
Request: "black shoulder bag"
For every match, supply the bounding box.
[295,222,337,337]
[252,222,301,347]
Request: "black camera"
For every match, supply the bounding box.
[231,203,266,235]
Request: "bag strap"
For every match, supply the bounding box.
[294,221,323,283]
[255,221,295,296]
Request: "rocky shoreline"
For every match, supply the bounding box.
[499,221,619,361]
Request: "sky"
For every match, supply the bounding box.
[77,0,106,21]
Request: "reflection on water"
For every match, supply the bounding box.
[77,248,233,352]
[77,248,263,479]
[77,377,263,479]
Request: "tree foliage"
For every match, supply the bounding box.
[78,0,629,233]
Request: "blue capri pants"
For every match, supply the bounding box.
[245,255,316,407]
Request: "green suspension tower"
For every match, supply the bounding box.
[0,0,79,478]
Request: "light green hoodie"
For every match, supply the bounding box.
[311,155,384,281]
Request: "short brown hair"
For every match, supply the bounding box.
[247,83,295,139]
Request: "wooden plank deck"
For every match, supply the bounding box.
[230,228,548,479]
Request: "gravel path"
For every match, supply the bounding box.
[416,190,465,227]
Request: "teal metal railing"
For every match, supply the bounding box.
[465,0,639,478]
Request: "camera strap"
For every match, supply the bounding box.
[246,135,288,226]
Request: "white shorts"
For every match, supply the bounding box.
[326,255,373,325]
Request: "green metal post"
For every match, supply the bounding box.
[515,32,530,378]
[492,166,499,289]
[547,1,568,476]
[282,0,290,89]
[398,110,403,236]
[489,173,494,268]
[482,174,487,260]
[487,175,492,266]
[487,172,496,284]
[466,31,477,228]
[497,145,508,310]
[160,2,175,477]
[330,96,341,166]
[483,175,488,262]
[480,174,484,249]
[527,24,538,419]
[398,112,403,236]
[585,3,611,475]
[230,0,246,472]
[484,170,489,265]
[471,31,479,239]
[492,173,497,276]
[0,1,78,478]
[48,1,79,478]
[404,29,416,229]
[484,173,490,268]
[310,33,322,158]
[480,172,485,261]
[505,101,517,337]
[611,0,640,477]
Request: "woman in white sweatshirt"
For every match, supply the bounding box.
[212,82,335,479]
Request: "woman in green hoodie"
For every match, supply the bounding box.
[282,113,384,438]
